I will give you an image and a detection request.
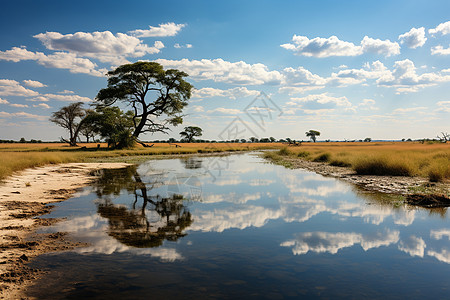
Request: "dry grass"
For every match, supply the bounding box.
[0,142,282,181]
[267,142,450,182]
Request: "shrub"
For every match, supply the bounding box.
[278,147,291,156]
[353,158,412,176]
[313,153,330,162]
[297,151,310,158]
[329,159,351,167]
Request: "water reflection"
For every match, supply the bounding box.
[29,153,450,299]
[94,167,193,248]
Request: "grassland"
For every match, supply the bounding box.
[0,142,282,181]
[264,142,450,182]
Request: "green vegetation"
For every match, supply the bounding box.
[266,142,450,182]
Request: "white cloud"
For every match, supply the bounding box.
[33,103,50,109]
[0,79,39,97]
[360,36,400,56]
[58,90,75,94]
[427,248,450,264]
[281,35,399,57]
[34,31,164,65]
[431,45,450,55]
[43,93,92,102]
[398,235,426,257]
[377,59,450,93]
[0,98,9,104]
[430,229,450,240]
[0,111,47,121]
[128,22,185,37]
[281,230,399,255]
[155,58,284,85]
[429,21,450,35]
[436,101,450,113]
[398,27,427,48]
[192,87,260,99]
[174,43,193,49]
[281,35,362,57]
[207,107,242,115]
[191,105,204,112]
[358,99,378,110]
[10,103,28,108]
[28,96,49,102]
[22,79,47,88]
[392,107,428,114]
[0,47,106,77]
[287,93,353,114]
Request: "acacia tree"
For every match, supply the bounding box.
[50,102,86,146]
[95,62,193,141]
[306,130,320,142]
[84,107,135,149]
[180,126,203,142]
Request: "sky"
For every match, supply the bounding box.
[0,0,449,142]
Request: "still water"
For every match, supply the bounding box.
[28,153,450,299]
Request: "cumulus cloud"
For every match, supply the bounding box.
[33,103,50,109]
[429,21,450,36]
[358,99,378,110]
[155,58,284,85]
[281,35,399,57]
[281,230,400,255]
[0,79,39,97]
[398,27,427,48]
[431,45,450,55]
[43,93,92,102]
[34,31,164,64]
[436,101,450,113]
[360,36,400,56]
[0,111,47,121]
[174,43,193,49]
[22,80,47,88]
[192,87,260,99]
[10,103,28,108]
[398,235,426,257]
[286,93,354,114]
[128,22,185,37]
[377,59,450,92]
[0,47,106,77]
[0,98,9,104]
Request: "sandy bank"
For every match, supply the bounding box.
[0,162,131,299]
[270,156,450,203]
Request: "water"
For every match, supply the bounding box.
[27,153,450,299]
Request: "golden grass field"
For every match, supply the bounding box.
[264,141,450,182]
[0,142,282,181]
[1,141,449,183]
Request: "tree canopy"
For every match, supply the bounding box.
[180,126,203,142]
[306,130,320,142]
[95,62,193,140]
[49,102,86,146]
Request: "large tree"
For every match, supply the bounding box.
[306,130,320,142]
[180,126,203,142]
[84,107,135,149]
[49,102,86,146]
[95,62,193,141]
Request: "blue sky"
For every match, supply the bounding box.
[1,0,449,141]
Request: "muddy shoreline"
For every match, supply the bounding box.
[268,156,450,205]
[0,163,130,299]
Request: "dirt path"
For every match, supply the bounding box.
[0,163,130,299]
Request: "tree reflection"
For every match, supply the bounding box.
[93,166,193,248]
[180,157,203,169]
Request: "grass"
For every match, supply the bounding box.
[0,142,282,181]
[267,142,450,182]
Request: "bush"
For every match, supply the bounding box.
[329,159,351,167]
[353,158,412,176]
[278,147,291,156]
[297,151,310,158]
[313,153,330,162]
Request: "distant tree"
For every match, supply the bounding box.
[179,126,203,142]
[50,102,86,146]
[95,62,193,141]
[286,137,292,143]
[305,130,320,142]
[249,137,258,143]
[269,137,276,143]
[240,139,247,143]
[364,137,372,142]
[19,137,26,143]
[79,110,97,143]
[437,132,450,143]
[85,107,135,149]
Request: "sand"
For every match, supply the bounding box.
[0,163,131,299]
